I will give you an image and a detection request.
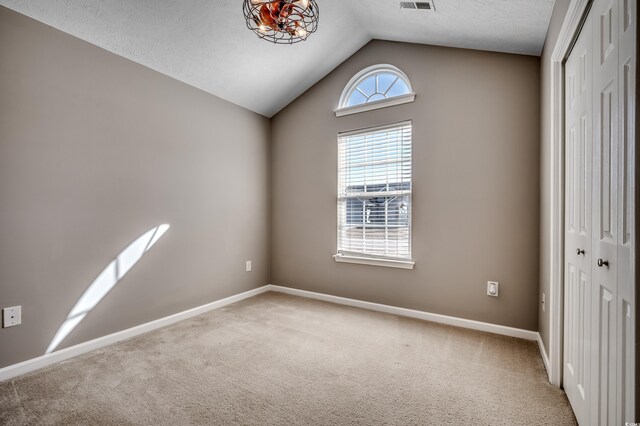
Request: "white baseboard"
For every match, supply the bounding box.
[0,285,270,382]
[1,284,550,384]
[537,333,552,381]
[266,285,539,341]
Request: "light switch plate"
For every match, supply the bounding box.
[3,306,21,327]
[245,261,252,272]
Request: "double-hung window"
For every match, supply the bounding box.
[336,121,413,269]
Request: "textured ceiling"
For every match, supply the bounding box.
[358,0,555,56]
[0,0,554,117]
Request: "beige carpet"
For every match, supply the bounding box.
[0,292,576,425]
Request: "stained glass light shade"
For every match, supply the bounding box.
[243,0,319,44]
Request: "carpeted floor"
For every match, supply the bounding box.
[0,292,577,425]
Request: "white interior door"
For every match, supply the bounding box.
[562,1,634,424]
[563,11,593,425]
[591,0,620,424]
[616,0,635,423]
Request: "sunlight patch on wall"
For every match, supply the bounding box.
[46,224,170,354]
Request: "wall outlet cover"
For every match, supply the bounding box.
[245,260,252,272]
[487,281,499,297]
[3,306,21,327]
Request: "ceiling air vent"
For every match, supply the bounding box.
[400,1,435,10]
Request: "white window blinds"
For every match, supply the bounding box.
[337,121,412,260]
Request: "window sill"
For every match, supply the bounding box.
[333,254,415,269]
[334,93,416,117]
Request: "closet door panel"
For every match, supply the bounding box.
[564,13,593,425]
[591,0,620,424]
[617,0,636,422]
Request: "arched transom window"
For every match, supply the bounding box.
[336,64,414,116]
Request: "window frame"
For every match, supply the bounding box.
[335,64,415,117]
[334,121,415,270]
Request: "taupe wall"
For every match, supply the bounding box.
[0,7,270,368]
[538,0,571,353]
[271,40,541,331]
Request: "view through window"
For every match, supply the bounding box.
[337,122,412,260]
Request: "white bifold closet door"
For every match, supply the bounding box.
[564,0,635,424]
[563,9,593,426]
[615,0,636,422]
[591,0,620,423]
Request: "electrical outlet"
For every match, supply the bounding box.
[245,260,252,272]
[2,306,21,328]
[542,293,546,312]
[487,281,499,297]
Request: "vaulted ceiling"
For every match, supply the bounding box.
[0,0,555,117]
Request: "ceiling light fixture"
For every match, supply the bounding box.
[243,0,319,44]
